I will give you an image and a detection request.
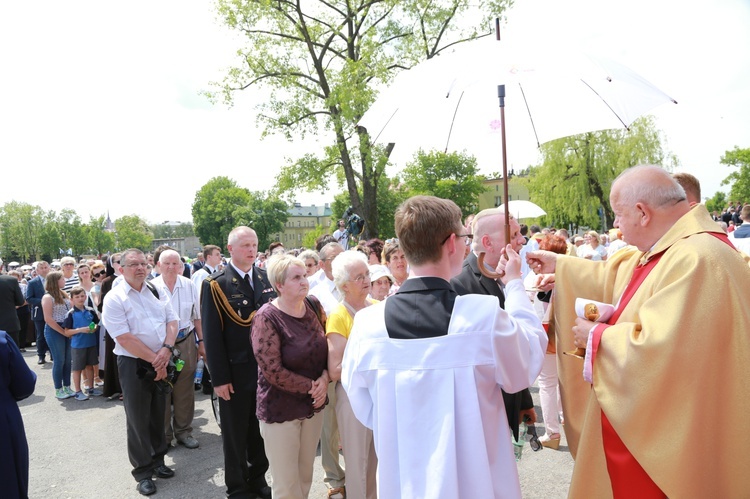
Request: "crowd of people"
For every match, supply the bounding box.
[2,166,749,498]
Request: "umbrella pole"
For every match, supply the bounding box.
[498,84,511,244]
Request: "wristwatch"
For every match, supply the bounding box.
[162,343,175,353]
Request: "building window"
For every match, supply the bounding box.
[495,196,502,207]
[298,221,301,227]
[496,184,499,191]
[298,234,301,241]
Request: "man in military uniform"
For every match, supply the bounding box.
[202,227,276,499]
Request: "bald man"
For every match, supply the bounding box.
[527,165,750,498]
[451,208,536,442]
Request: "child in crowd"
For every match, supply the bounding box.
[63,286,101,401]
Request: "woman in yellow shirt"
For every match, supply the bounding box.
[326,251,378,499]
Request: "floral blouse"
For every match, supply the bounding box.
[251,296,328,423]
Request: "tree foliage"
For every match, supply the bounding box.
[211,0,512,238]
[114,215,153,251]
[192,177,252,248]
[151,222,195,239]
[720,146,750,202]
[86,215,116,256]
[526,117,673,231]
[705,191,727,214]
[400,150,486,217]
[233,192,289,251]
[0,202,46,263]
[332,172,407,240]
[302,224,327,249]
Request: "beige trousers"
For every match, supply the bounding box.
[164,333,197,441]
[260,411,325,499]
[321,381,345,487]
[335,382,377,499]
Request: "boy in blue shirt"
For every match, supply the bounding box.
[63,286,101,401]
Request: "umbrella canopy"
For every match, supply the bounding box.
[499,200,546,220]
[8,261,20,267]
[20,265,32,271]
[360,36,677,172]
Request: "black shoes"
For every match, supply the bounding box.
[153,464,175,479]
[37,358,46,365]
[251,486,272,499]
[137,478,156,496]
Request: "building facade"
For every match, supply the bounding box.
[272,203,334,248]
[477,176,531,211]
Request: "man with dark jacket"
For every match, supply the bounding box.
[451,207,537,441]
[26,261,50,363]
[202,226,276,499]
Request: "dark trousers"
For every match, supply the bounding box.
[219,383,269,497]
[16,308,30,348]
[117,355,168,481]
[103,331,121,397]
[33,320,49,359]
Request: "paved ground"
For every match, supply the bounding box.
[19,350,573,498]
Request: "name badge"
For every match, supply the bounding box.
[231,294,244,298]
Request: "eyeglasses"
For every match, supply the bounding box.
[441,233,473,247]
[305,263,317,268]
[93,271,106,278]
[124,263,148,268]
[385,238,398,244]
[113,260,120,264]
[350,273,372,283]
[63,263,74,266]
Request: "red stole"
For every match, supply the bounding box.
[590,232,732,498]
[591,251,666,498]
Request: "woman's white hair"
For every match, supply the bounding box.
[332,250,368,293]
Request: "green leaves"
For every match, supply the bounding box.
[720,146,750,202]
[527,117,670,231]
[192,176,252,248]
[212,0,513,238]
[114,215,153,251]
[400,149,486,217]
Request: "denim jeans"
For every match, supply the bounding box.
[45,324,71,390]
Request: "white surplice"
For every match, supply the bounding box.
[342,280,547,498]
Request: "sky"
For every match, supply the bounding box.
[1,0,748,225]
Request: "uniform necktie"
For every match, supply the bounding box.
[244,273,253,290]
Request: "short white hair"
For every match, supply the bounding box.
[332,251,368,293]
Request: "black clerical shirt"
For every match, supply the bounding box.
[384,277,456,339]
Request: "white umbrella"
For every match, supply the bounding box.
[499,200,546,220]
[20,264,32,271]
[361,36,677,165]
[360,33,676,277]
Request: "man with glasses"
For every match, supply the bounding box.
[102,248,179,496]
[451,207,537,446]
[342,195,546,497]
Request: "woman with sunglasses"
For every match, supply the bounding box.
[89,263,107,308]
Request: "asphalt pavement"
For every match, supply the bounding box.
[19,351,573,498]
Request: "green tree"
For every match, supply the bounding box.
[151,222,195,239]
[233,192,289,251]
[38,210,62,262]
[332,172,407,241]
[86,215,115,256]
[211,0,511,239]
[720,146,750,202]
[0,201,47,263]
[115,215,153,251]
[302,224,327,249]
[705,191,728,215]
[56,208,88,257]
[527,117,673,231]
[192,177,252,248]
[401,150,486,217]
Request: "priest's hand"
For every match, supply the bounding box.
[572,317,597,348]
[526,250,558,274]
[214,383,234,401]
[498,245,522,284]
